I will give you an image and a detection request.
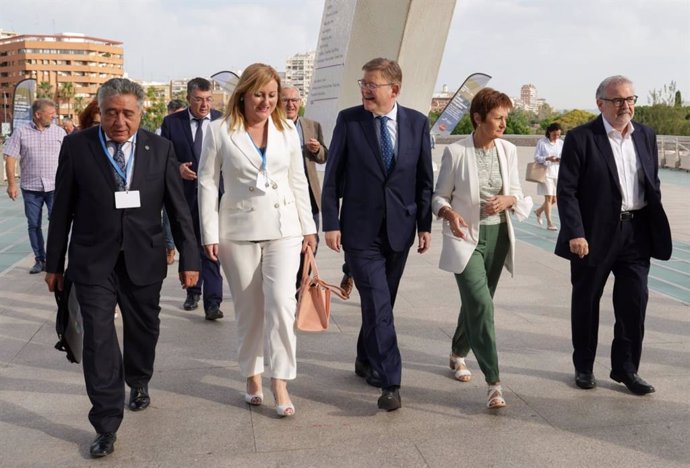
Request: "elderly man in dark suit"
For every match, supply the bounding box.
[161,77,224,320]
[322,57,433,411]
[556,75,672,395]
[45,78,200,458]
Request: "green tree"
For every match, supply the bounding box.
[36,81,54,99]
[558,109,596,131]
[536,103,557,123]
[73,96,86,116]
[140,86,166,131]
[59,82,75,118]
[674,90,682,108]
[634,104,690,135]
[505,108,531,134]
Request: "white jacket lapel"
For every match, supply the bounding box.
[230,123,263,172]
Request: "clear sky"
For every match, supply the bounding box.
[2,0,688,111]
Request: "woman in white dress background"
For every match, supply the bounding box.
[533,123,563,231]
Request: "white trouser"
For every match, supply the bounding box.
[218,236,302,380]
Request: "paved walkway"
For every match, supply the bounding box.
[1,146,689,467]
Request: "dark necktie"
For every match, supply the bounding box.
[377,116,394,175]
[112,142,126,191]
[193,118,204,160]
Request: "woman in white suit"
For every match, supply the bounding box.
[198,63,317,417]
[432,88,532,409]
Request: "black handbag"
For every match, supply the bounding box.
[54,273,83,364]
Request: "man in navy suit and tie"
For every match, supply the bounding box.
[161,77,225,320]
[322,57,433,411]
[556,75,672,395]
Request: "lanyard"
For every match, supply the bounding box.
[98,127,136,189]
[247,133,267,172]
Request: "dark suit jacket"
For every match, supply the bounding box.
[555,115,672,264]
[160,108,223,203]
[321,104,433,252]
[296,116,327,212]
[46,127,200,286]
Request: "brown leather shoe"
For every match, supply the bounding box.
[340,274,354,298]
[166,249,176,265]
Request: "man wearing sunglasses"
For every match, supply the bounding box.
[556,75,671,395]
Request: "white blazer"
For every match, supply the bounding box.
[198,117,317,244]
[431,135,533,275]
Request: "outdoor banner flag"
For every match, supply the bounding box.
[430,73,491,137]
[210,71,240,96]
[12,78,36,133]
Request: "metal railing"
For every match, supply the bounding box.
[658,136,690,171]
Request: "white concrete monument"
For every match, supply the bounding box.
[305,0,457,144]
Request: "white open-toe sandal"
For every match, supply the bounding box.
[449,354,472,382]
[487,384,506,409]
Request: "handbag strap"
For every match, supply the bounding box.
[301,244,319,282]
[301,245,350,300]
[316,278,350,300]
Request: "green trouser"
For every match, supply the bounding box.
[452,223,509,384]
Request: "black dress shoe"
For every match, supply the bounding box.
[610,371,655,395]
[378,388,401,411]
[183,293,201,311]
[204,304,224,320]
[90,432,116,458]
[129,385,150,411]
[354,360,382,388]
[575,371,596,389]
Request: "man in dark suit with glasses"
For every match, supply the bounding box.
[556,75,672,395]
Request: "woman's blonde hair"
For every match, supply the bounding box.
[224,63,286,132]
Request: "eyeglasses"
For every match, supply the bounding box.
[281,98,300,104]
[357,80,393,91]
[600,95,638,107]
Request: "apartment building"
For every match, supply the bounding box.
[284,50,315,100]
[0,32,124,125]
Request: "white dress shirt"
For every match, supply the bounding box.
[189,109,211,142]
[602,117,645,211]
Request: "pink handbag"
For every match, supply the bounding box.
[295,245,349,332]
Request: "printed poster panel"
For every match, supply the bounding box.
[12,79,36,134]
[431,73,491,137]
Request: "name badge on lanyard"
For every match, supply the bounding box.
[98,128,141,209]
[115,191,141,209]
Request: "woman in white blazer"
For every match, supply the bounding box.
[432,88,532,409]
[197,63,317,417]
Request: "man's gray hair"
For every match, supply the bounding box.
[32,98,56,114]
[596,75,634,99]
[97,78,145,110]
[282,85,302,99]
